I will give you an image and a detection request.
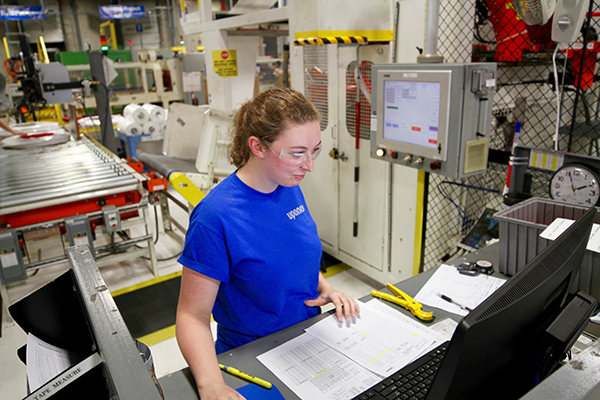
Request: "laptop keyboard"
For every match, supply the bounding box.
[351,342,448,400]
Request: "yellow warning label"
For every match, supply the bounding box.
[212,50,238,77]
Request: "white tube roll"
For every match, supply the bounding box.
[142,121,159,135]
[117,119,143,136]
[141,103,166,121]
[123,103,150,125]
[123,103,140,118]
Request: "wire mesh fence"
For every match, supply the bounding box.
[301,0,600,273]
[303,45,329,132]
[422,0,600,270]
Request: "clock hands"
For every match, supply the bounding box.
[551,165,599,205]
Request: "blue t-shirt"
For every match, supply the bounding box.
[178,172,322,352]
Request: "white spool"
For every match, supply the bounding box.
[141,103,166,121]
[147,50,157,62]
[142,121,159,135]
[123,103,150,125]
[117,119,143,136]
[123,103,140,119]
[137,52,148,63]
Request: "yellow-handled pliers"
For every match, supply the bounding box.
[372,283,434,321]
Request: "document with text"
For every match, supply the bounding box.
[413,264,506,316]
[366,299,457,358]
[26,333,75,392]
[257,333,380,400]
[304,301,440,377]
[258,300,460,400]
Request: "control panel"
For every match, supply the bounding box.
[65,216,95,257]
[0,230,26,284]
[371,63,496,179]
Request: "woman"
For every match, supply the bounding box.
[0,118,26,135]
[176,88,360,400]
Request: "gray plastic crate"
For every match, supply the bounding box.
[494,197,600,300]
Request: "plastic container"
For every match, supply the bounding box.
[494,197,600,300]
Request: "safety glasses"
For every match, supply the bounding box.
[262,139,322,167]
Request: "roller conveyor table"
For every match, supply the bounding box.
[0,135,158,291]
[0,136,142,221]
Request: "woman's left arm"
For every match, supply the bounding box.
[304,272,361,321]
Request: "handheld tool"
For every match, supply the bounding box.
[372,283,434,321]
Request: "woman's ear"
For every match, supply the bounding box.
[248,136,267,159]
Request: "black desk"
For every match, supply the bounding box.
[158,246,499,399]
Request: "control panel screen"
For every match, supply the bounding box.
[382,80,441,150]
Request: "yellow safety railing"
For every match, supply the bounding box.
[99,20,118,50]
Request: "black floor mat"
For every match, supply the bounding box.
[113,276,181,339]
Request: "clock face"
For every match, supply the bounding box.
[549,164,600,206]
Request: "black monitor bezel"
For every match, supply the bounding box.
[427,206,597,400]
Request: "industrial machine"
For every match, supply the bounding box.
[64,55,185,110]
[176,0,426,284]
[9,34,85,122]
[0,135,159,292]
[139,102,235,232]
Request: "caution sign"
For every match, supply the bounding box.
[212,50,238,77]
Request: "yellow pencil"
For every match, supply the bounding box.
[219,364,273,389]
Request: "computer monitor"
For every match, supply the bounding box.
[428,206,597,400]
[379,70,451,161]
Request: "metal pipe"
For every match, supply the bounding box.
[0,157,121,176]
[417,0,443,63]
[70,0,83,51]
[0,176,139,207]
[0,158,124,178]
[24,236,153,272]
[0,170,123,191]
[388,0,400,273]
[1,170,135,195]
[168,0,177,47]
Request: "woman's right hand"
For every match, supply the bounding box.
[198,382,246,400]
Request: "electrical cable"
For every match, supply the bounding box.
[440,180,501,194]
[114,206,183,262]
[474,22,495,45]
[437,181,501,230]
[132,205,161,246]
[552,38,574,152]
[437,183,469,228]
[99,82,111,144]
[142,250,183,262]
[76,97,102,142]
[440,246,466,263]
[4,58,19,82]
[552,45,561,151]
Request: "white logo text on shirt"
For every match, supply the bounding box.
[287,205,305,220]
